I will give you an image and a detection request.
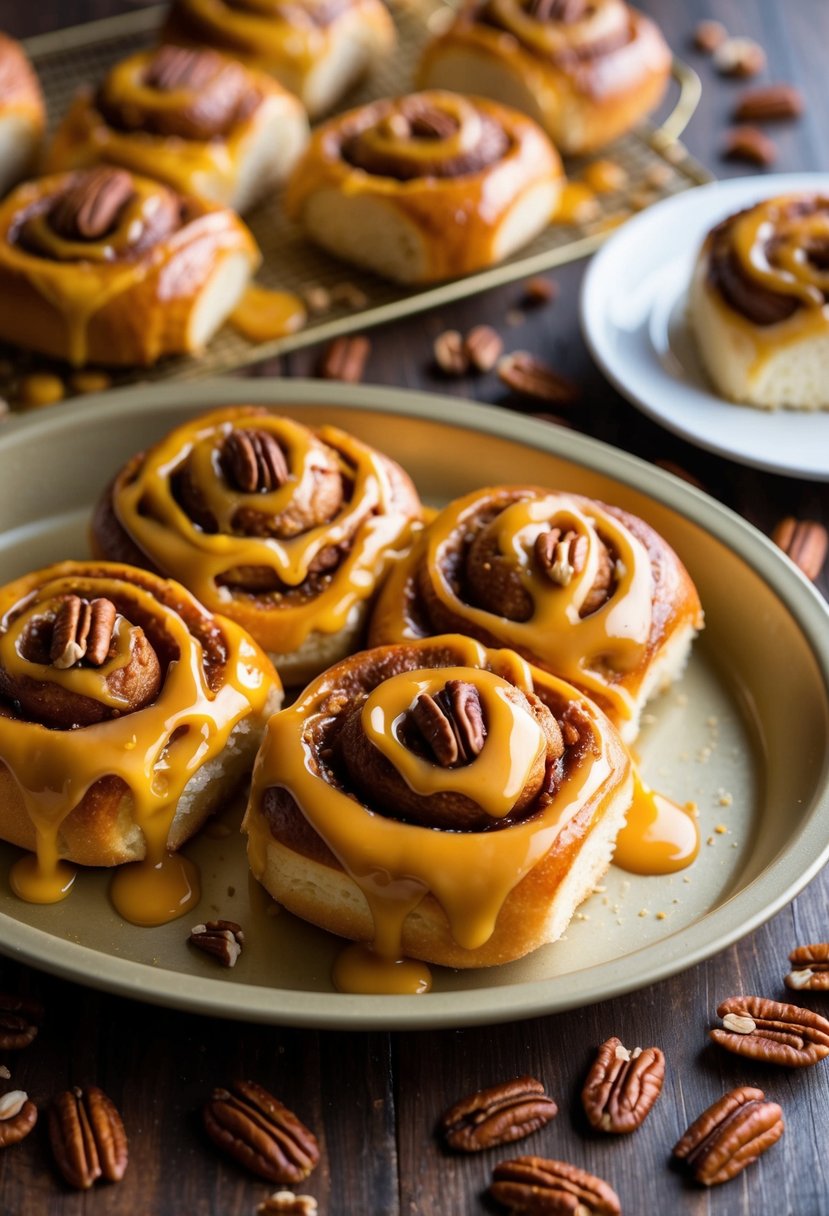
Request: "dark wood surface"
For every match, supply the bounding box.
[1,1,829,1213]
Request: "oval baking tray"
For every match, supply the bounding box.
[0,379,827,1030]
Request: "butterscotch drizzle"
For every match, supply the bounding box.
[613,768,699,875]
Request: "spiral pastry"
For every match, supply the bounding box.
[92,406,424,684]
[369,486,703,742]
[164,0,396,118]
[0,167,259,367]
[417,0,671,156]
[0,33,45,196]
[244,633,633,988]
[284,90,563,284]
[690,193,829,411]
[45,45,309,214]
[0,561,280,922]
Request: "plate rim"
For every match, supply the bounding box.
[579,172,829,481]
[2,377,829,1030]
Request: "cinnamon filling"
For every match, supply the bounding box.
[476,0,633,63]
[224,0,352,25]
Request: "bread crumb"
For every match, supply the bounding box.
[715,824,728,835]
[638,909,650,918]
[706,835,715,846]
[718,791,733,807]
[656,912,667,921]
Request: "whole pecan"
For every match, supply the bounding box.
[489,1156,620,1215]
[203,1080,319,1184]
[410,680,486,767]
[0,993,43,1050]
[50,168,134,241]
[581,1037,665,1134]
[786,943,829,991]
[49,1086,128,1189]
[497,352,581,407]
[710,996,829,1067]
[673,1086,783,1186]
[0,1090,38,1149]
[221,429,289,494]
[534,528,587,587]
[50,596,117,669]
[439,1076,557,1153]
[189,920,244,968]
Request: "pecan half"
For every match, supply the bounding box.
[489,1156,620,1215]
[710,996,829,1067]
[433,329,468,376]
[523,277,558,306]
[464,325,503,373]
[722,125,778,167]
[203,1080,319,1184]
[189,920,244,968]
[786,943,829,991]
[145,44,220,91]
[50,168,134,241]
[407,103,458,140]
[771,517,828,581]
[581,1037,665,1134]
[258,1194,317,1215]
[734,83,804,121]
[693,19,728,53]
[714,36,767,77]
[534,528,588,587]
[50,596,117,669]
[318,335,371,383]
[410,680,486,767]
[673,1086,783,1186]
[0,993,43,1050]
[0,1090,38,1149]
[221,429,289,494]
[49,1086,128,1189]
[439,1076,557,1153]
[497,352,581,406]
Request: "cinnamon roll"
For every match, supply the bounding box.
[0,561,280,923]
[91,407,424,685]
[369,486,703,742]
[417,0,672,156]
[0,33,45,196]
[164,0,396,118]
[284,90,563,284]
[690,193,829,411]
[45,45,309,215]
[244,633,633,988]
[0,167,259,366]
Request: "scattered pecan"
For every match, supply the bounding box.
[330,281,369,310]
[722,125,777,167]
[318,335,371,383]
[49,1086,128,1189]
[221,429,289,494]
[303,286,331,315]
[734,83,804,122]
[497,352,581,406]
[771,517,828,581]
[489,1156,620,1215]
[189,920,245,968]
[0,1067,9,1080]
[439,1076,557,1153]
[714,36,767,78]
[523,277,558,306]
[786,943,829,991]
[0,1091,38,1149]
[203,1080,319,1184]
[534,528,587,587]
[433,329,468,376]
[50,596,116,669]
[693,19,728,53]
[410,680,486,767]
[258,1193,317,1214]
[710,996,829,1067]
[673,1086,783,1186]
[581,1037,665,1134]
[50,168,134,240]
[464,325,503,373]
[0,993,43,1050]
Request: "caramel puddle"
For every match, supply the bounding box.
[229,284,306,343]
[613,769,700,876]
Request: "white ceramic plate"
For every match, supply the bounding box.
[581,173,829,480]
[0,379,828,1030]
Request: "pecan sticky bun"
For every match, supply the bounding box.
[691,193,829,411]
[417,0,671,155]
[0,561,280,923]
[243,633,633,989]
[284,90,563,284]
[0,33,45,195]
[91,407,424,685]
[0,167,259,366]
[163,0,396,118]
[369,486,703,741]
[46,45,309,214]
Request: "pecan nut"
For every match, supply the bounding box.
[406,102,458,140]
[189,920,244,967]
[771,517,828,581]
[50,596,117,669]
[714,36,767,77]
[489,1156,620,1215]
[50,167,134,240]
[693,19,728,53]
[49,1086,129,1189]
[497,352,581,406]
[203,1080,319,1184]
[433,329,468,376]
[0,993,43,1050]
[439,1076,557,1153]
[0,1090,38,1149]
[673,1086,783,1186]
[258,1194,317,1215]
[318,335,371,383]
[145,45,220,91]
[734,83,804,121]
[534,528,587,587]
[581,1037,665,1134]
[786,943,829,991]
[464,325,503,373]
[710,996,829,1066]
[410,680,486,767]
[221,430,289,494]
[722,125,777,167]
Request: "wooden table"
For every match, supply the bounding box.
[1,1,828,1212]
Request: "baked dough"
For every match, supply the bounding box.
[0,33,45,195]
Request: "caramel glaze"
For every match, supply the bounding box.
[244,633,633,993]
[613,768,699,875]
[229,284,306,342]
[0,561,275,923]
[703,194,829,376]
[369,486,703,737]
[92,406,423,661]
